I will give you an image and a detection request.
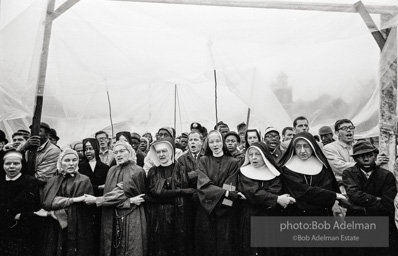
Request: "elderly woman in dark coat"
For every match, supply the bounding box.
[78,138,110,256]
[40,148,95,256]
[279,132,346,216]
[145,137,195,256]
[238,142,295,256]
[84,141,147,256]
[195,130,242,256]
[0,151,41,256]
[279,132,346,256]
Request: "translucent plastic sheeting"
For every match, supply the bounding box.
[0,0,397,147]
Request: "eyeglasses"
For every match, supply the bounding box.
[339,126,355,131]
[97,137,107,141]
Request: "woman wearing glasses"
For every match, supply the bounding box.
[84,141,147,256]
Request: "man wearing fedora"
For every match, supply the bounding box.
[343,140,397,254]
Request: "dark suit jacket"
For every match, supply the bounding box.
[78,160,110,196]
[343,164,396,215]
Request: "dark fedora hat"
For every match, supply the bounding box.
[29,122,51,132]
[49,128,60,141]
[351,141,378,157]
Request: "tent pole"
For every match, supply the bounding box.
[28,0,56,174]
[48,0,81,22]
[355,2,397,171]
[246,108,251,128]
[113,0,397,15]
[174,84,177,133]
[379,17,397,171]
[214,70,218,124]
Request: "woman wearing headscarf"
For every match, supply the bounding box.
[40,148,94,256]
[114,131,146,167]
[84,141,147,256]
[145,137,195,256]
[278,133,346,256]
[0,151,41,256]
[78,138,110,256]
[238,142,295,256]
[195,130,242,256]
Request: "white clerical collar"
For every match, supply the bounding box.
[213,151,224,157]
[6,173,22,181]
[89,159,96,172]
[285,155,323,175]
[240,164,278,181]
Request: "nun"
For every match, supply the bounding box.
[278,133,346,256]
[145,137,195,256]
[238,142,295,256]
[279,132,346,216]
[195,130,242,256]
[0,151,41,256]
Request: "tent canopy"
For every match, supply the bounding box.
[1,0,397,146]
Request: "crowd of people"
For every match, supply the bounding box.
[0,116,397,256]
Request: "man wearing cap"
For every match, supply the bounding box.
[143,126,184,174]
[190,122,202,134]
[263,127,284,164]
[25,122,61,181]
[343,141,397,253]
[318,126,334,146]
[225,131,245,163]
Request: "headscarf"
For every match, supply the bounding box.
[245,128,261,149]
[279,132,333,175]
[82,138,101,162]
[113,141,137,165]
[3,150,23,160]
[204,130,232,157]
[57,148,79,174]
[240,142,280,181]
[148,137,175,167]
